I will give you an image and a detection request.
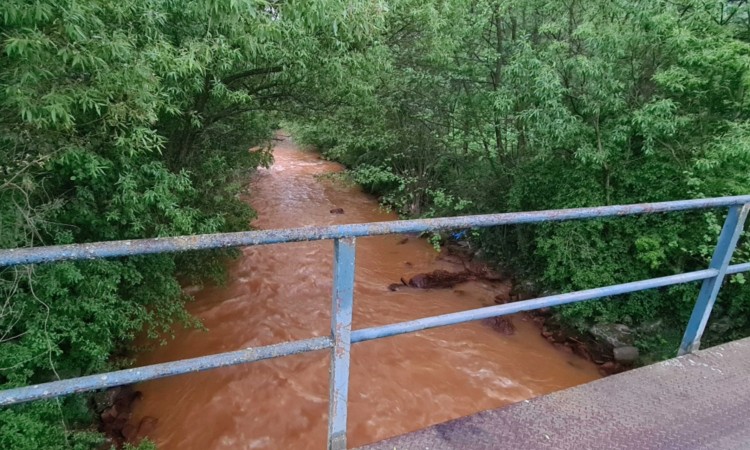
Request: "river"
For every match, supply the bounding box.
[130,135,600,449]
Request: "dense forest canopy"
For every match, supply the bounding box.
[1,0,750,448]
[0,0,381,447]
[292,0,750,354]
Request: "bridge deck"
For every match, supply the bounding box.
[359,336,750,450]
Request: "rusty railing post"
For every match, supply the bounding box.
[328,237,356,450]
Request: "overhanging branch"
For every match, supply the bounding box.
[222,66,283,85]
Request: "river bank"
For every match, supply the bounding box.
[430,240,638,377]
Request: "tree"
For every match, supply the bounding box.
[292,0,750,358]
[1,0,383,446]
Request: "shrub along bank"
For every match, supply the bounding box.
[289,0,750,364]
[0,0,381,447]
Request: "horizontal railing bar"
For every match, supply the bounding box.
[351,269,720,343]
[0,336,332,406]
[3,262,749,408]
[727,262,750,275]
[2,196,749,267]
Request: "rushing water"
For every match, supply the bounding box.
[130,135,600,449]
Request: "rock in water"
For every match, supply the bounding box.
[486,316,516,335]
[589,323,634,348]
[121,424,138,441]
[494,294,509,304]
[598,361,625,376]
[136,416,158,440]
[613,346,639,364]
[404,270,474,289]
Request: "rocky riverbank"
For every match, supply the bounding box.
[93,386,157,449]
[397,237,641,377]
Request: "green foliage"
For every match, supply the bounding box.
[291,0,750,358]
[123,440,158,450]
[1,0,382,446]
[0,399,104,450]
[4,0,750,444]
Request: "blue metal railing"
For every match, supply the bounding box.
[1,195,749,449]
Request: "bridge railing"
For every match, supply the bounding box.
[1,196,749,449]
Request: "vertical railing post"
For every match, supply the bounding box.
[678,204,749,355]
[328,238,356,450]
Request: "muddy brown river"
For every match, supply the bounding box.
[130,135,599,449]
